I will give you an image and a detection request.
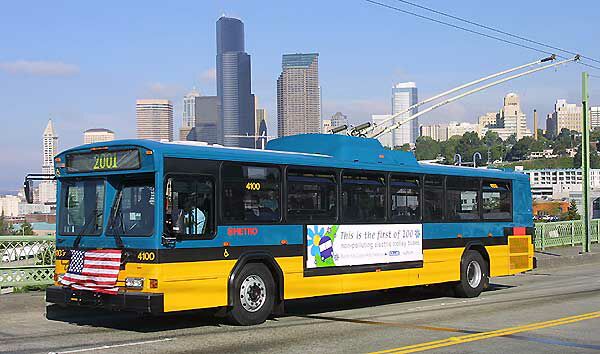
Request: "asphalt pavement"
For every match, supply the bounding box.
[1,260,599,354]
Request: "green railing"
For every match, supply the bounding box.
[534,219,600,250]
[0,235,55,287]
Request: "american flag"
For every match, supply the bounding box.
[60,249,122,295]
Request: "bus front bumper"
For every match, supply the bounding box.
[45,286,164,314]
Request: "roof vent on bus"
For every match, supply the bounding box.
[266,134,418,166]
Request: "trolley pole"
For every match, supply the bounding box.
[581,72,591,253]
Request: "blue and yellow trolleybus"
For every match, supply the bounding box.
[40,134,533,325]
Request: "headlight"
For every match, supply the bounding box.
[125,277,144,289]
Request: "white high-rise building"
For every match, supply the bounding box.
[182,88,201,128]
[136,99,173,141]
[42,119,58,176]
[477,93,531,140]
[391,82,418,147]
[547,99,582,136]
[40,119,58,204]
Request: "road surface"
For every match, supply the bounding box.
[1,262,599,354]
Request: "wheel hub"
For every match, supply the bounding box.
[240,275,266,313]
[467,260,482,288]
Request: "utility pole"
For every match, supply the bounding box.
[581,72,591,253]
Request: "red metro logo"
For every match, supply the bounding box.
[227,227,259,236]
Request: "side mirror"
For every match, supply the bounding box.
[24,179,33,204]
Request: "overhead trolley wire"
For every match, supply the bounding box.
[364,0,600,71]
[390,0,600,65]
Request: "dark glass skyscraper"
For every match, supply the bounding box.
[216,17,255,148]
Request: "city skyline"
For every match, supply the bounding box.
[1,0,599,188]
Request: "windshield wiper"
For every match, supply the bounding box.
[72,208,103,249]
[107,189,125,249]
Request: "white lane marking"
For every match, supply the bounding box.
[48,337,175,354]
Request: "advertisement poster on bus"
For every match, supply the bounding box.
[306,224,423,269]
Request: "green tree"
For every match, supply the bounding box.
[573,144,600,169]
[18,221,35,236]
[0,212,14,235]
[563,201,581,221]
[414,136,441,160]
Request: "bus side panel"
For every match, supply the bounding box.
[277,256,344,299]
[487,245,510,277]
[160,260,234,312]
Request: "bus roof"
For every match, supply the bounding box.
[59,134,527,181]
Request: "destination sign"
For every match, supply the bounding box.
[66,149,140,172]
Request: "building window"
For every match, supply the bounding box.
[222,164,281,223]
[342,172,385,222]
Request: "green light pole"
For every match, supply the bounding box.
[581,72,591,253]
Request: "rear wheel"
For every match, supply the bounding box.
[227,263,275,326]
[454,250,488,298]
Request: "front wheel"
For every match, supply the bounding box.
[454,250,488,298]
[227,263,275,326]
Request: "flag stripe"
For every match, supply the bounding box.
[59,249,122,294]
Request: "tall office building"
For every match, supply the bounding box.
[216,16,255,148]
[330,112,348,128]
[136,99,173,141]
[277,53,320,137]
[84,128,115,144]
[40,119,58,204]
[391,82,418,146]
[194,96,220,144]
[42,119,58,175]
[546,99,583,136]
[478,93,531,140]
[180,88,201,140]
[592,106,600,130]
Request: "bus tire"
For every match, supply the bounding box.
[454,250,488,298]
[226,263,275,326]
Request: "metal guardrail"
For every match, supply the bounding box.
[0,222,598,288]
[0,235,55,287]
[534,219,600,250]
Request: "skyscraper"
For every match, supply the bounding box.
[216,16,255,148]
[547,99,583,136]
[42,119,58,176]
[40,119,58,204]
[478,93,531,140]
[391,82,418,147]
[277,53,320,137]
[84,128,115,144]
[591,107,600,130]
[194,96,220,144]
[180,88,201,140]
[136,99,173,141]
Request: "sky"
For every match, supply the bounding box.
[1,0,599,190]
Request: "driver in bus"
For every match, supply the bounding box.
[182,197,206,235]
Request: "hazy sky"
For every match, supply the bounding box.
[1,0,599,190]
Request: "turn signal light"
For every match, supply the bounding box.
[149,279,158,289]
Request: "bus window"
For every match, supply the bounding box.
[165,175,214,238]
[342,172,385,222]
[107,179,155,236]
[286,169,337,222]
[390,174,420,222]
[222,164,281,223]
[482,180,512,220]
[59,179,104,235]
[446,176,480,221]
[423,175,444,221]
